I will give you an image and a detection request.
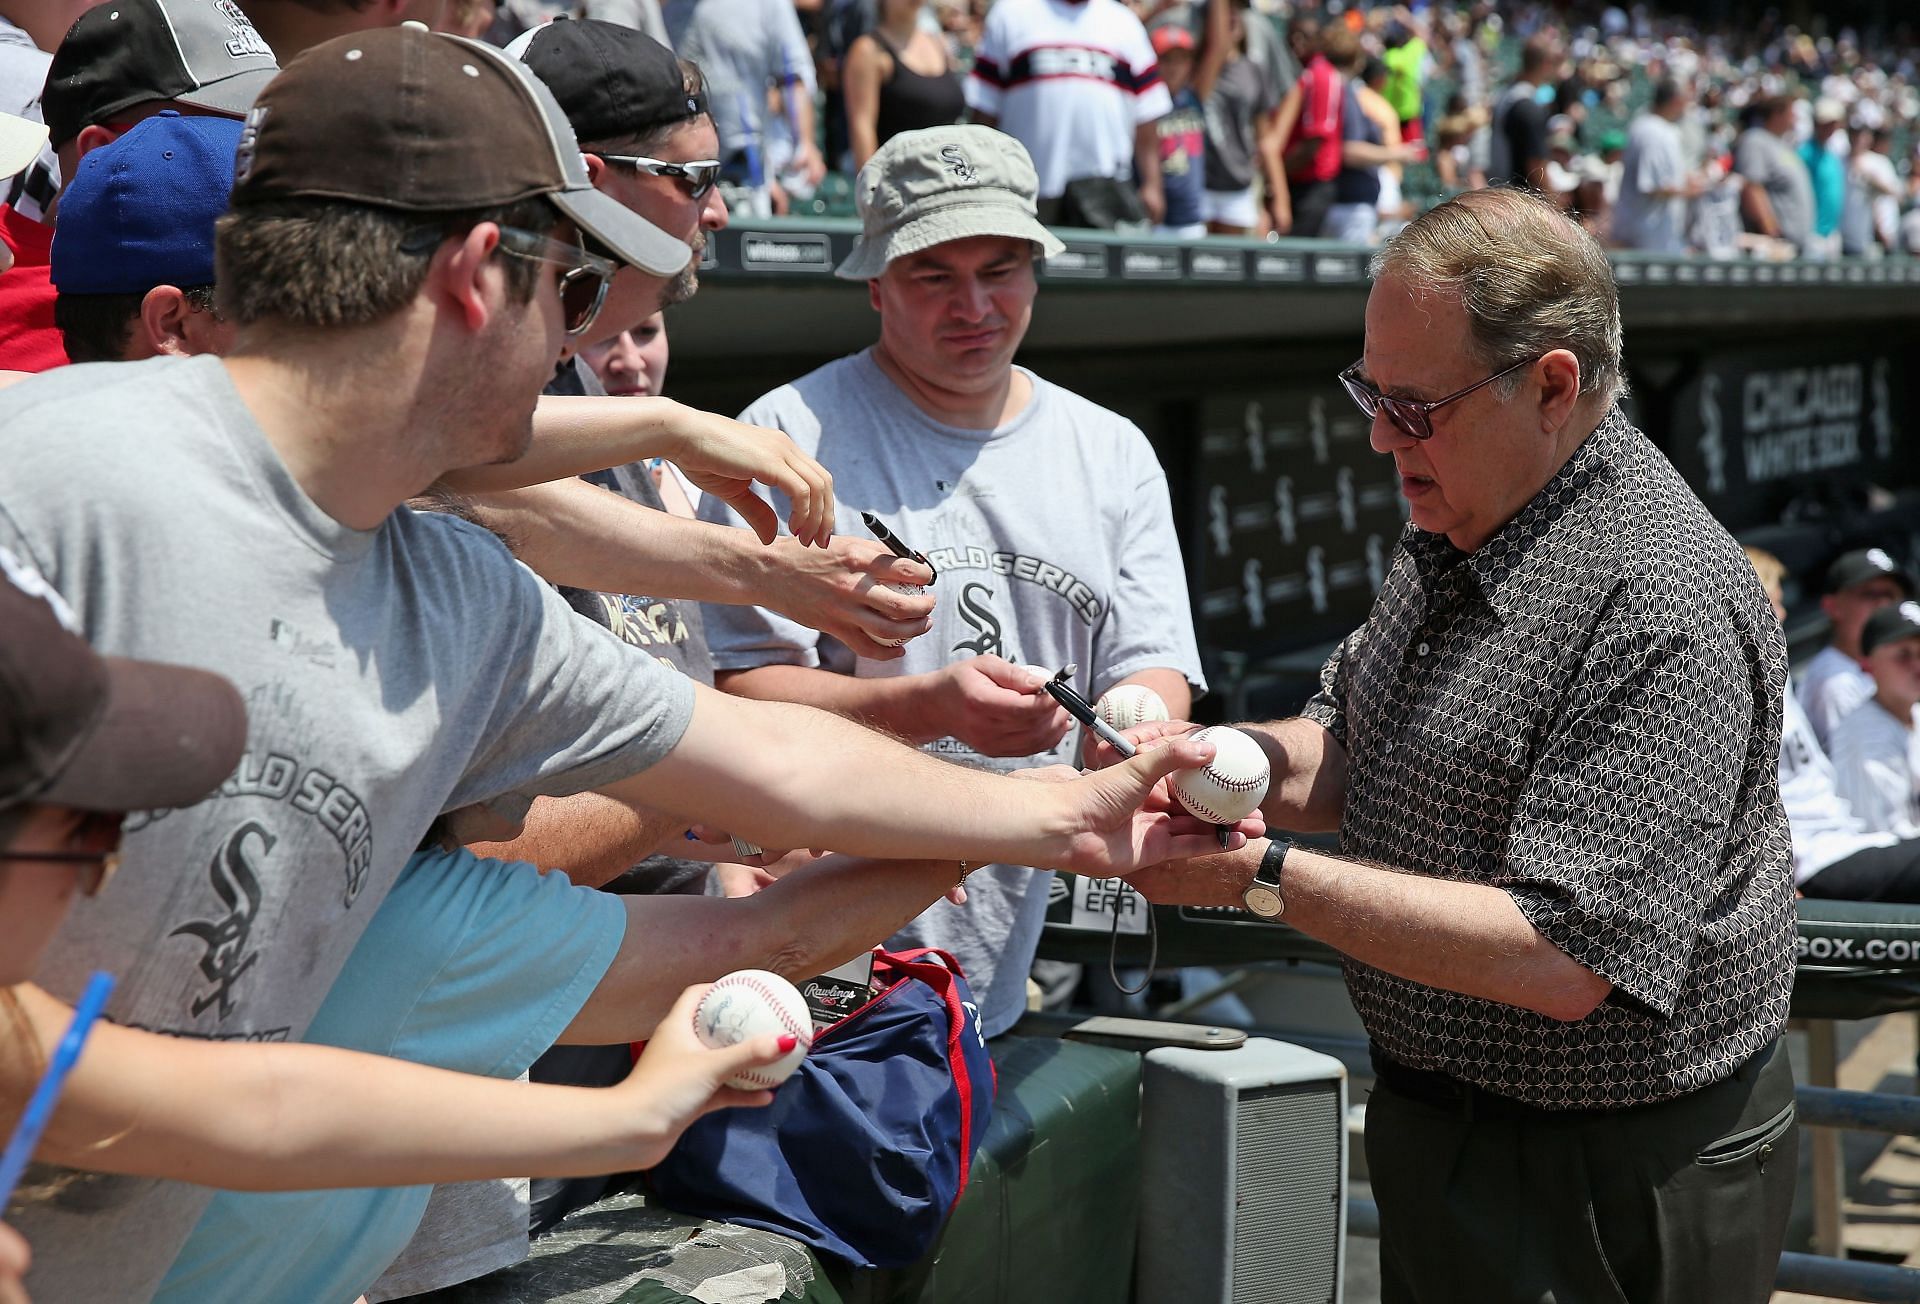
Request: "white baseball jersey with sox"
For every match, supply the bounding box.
[701,348,1203,1037]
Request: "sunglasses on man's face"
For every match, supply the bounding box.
[599,155,723,201]
[493,226,617,337]
[1337,355,1540,441]
[400,224,616,338]
[0,809,125,897]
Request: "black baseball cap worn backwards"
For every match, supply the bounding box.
[515,18,706,143]
[229,25,690,277]
[43,0,279,149]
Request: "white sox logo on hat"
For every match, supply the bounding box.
[939,144,977,183]
[214,0,274,59]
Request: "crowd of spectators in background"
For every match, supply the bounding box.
[10,0,1920,253]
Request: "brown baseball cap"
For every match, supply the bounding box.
[1,547,248,815]
[230,25,689,277]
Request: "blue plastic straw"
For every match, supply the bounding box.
[0,971,114,1209]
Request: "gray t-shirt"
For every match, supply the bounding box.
[1735,126,1814,252]
[700,350,1204,1038]
[0,354,695,1303]
[1612,112,1688,254]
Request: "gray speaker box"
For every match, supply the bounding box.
[1136,1037,1348,1304]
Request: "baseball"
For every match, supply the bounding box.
[1170,726,1270,825]
[1096,684,1170,730]
[875,582,926,647]
[693,969,813,1090]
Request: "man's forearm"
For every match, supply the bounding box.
[603,685,1072,863]
[440,396,706,494]
[459,479,762,602]
[563,855,957,1040]
[1126,841,1611,1021]
[718,663,939,742]
[472,791,685,889]
[1237,716,1347,832]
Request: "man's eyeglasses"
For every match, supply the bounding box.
[0,809,124,897]
[600,155,723,201]
[400,224,616,338]
[494,226,616,338]
[1337,355,1540,441]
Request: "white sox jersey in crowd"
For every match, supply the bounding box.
[964,0,1172,198]
[1829,695,1920,840]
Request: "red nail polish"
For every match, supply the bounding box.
[776,1034,798,1053]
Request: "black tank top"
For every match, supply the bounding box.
[874,30,966,145]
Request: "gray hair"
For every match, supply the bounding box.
[1369,187,1625,406]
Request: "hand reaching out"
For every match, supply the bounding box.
[617,984,796,1170]
[663,408,836,547]
[760,536,935,659]
[1050,735,1265,876]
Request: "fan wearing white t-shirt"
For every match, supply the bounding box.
[1830,601,1920,840]
[966,0,1172,221]
[1800,547,1912,751]
[1747,545,1920,903]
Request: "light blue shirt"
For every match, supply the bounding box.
[154,847,626,1304]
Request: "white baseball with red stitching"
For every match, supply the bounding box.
[693,970,814,1090]
[1096,684,1170,730]
[1171,726,1271,825]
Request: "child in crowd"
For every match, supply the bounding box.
[1749,547,1920,902]
[1829,600,1920,839]
[1801,548,1913,749]
[1147,25,1207,239]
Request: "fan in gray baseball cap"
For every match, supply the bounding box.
[835,125,1066,280]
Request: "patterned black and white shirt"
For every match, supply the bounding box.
[1303,409,1796,1109]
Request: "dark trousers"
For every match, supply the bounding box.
[1802,838,1920,902]
[1365,1039,1796,1304]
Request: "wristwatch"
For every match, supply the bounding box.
[1243,835,1292,918]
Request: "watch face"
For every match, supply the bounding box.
[1243,885,1284,918]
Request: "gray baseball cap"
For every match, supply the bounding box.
[835,125,1065,280]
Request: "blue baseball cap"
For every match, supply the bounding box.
[51,111,241,296]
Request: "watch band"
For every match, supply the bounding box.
[1243,835,1292,918]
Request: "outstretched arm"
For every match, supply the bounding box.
[600,682,1263,874]
[562,853,961,1041]
[468,478,935,660]
[15,983,789,1189]
[441,395,836,547]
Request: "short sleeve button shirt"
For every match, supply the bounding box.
[1302,410,1795,1109]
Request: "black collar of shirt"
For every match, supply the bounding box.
[1402,407,1629,621]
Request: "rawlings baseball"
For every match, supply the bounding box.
[1171,726,1270,825]
[1096,684,1170,730]
[693,970,813,1090]
[875,582,926,647]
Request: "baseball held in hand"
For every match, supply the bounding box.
[875,581,926,647]
[1171,726,1270,825]
[693,970,813,1090]
[1096,684,1170,730]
